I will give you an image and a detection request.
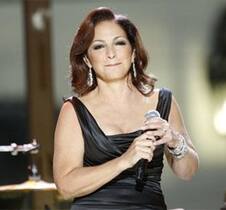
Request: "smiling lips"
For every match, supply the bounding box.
[105,63,121,67]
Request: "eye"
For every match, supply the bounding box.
[115,40,126,46]
[92,44,104,50]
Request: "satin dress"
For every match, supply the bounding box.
[66,88,172,210]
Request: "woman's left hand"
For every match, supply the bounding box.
[143,117,179,149]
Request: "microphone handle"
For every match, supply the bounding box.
[136,158,147,184]
[136,128,155,185]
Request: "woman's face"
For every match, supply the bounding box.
[86,20,134,82]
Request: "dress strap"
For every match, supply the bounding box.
[63,96,92,133]
[156,88,172,121]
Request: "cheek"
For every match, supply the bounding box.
[118,48,133,60]
[88,53,104,65]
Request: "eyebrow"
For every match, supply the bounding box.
[91,36,127,44]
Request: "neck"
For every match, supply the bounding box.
[94,75,138,104]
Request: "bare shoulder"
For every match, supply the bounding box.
[151,87,182,122]
[59,100,76,117]
[57,97,79,121]
[55,99,82,138]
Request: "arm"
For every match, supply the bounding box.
[163,96,199,180]
[144,95,199,180]
[53,102,156,199]
[53,102,125,199]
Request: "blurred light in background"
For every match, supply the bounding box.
[214,100,226,135]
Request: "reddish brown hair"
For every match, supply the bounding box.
[70,7,156,96]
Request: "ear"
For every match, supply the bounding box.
[131,49,136,63]
[83,55,92,68]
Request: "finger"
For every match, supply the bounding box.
[138,151,153,162]
[143,123,166,134]
[149,129,166,138]
[143,132,158,146]
[133,136,156,153]
[143,121,162,130]
[135,131,155,141]
[140,139,156,152]
[153,137,168,146]
[162,122,170,133]
[140,132,159,148]
[144,118,168,128]
[136,145,153,154]
[144,116,162,124]
[144,131,156,140]
[147,122,169,137]
[134,138,156,148]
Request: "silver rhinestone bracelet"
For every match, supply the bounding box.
[167,134,188,159]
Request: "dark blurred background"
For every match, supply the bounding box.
[0,0,226,210]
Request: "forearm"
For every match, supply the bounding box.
[55,156,127,199]
[168,146,199,180]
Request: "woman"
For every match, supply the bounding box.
[53,7,199,210]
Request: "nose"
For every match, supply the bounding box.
[106,46,116,59]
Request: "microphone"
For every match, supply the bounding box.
[135,110,160,191]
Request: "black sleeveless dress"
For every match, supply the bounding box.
[67,88,172,210]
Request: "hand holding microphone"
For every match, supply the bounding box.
[119,109,167,191]
[135,110,160,191]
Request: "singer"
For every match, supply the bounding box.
[53,7,199,210]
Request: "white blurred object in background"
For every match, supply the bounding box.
[214,100,226,135]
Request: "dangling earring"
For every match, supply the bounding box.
[87,67,93,87]
[132,62,137,78]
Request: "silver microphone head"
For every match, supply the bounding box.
[144,110,160,120]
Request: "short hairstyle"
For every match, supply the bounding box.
[70,7,156,96]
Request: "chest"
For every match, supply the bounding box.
[90,102,156,135]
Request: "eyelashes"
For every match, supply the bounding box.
[92,40,127,50]
[115,41,126,46]
[93,44,104,50]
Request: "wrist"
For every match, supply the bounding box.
[167,132,188,159]
[167,130,181,149]
[116,155,130,172]
[167,139,180,149]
